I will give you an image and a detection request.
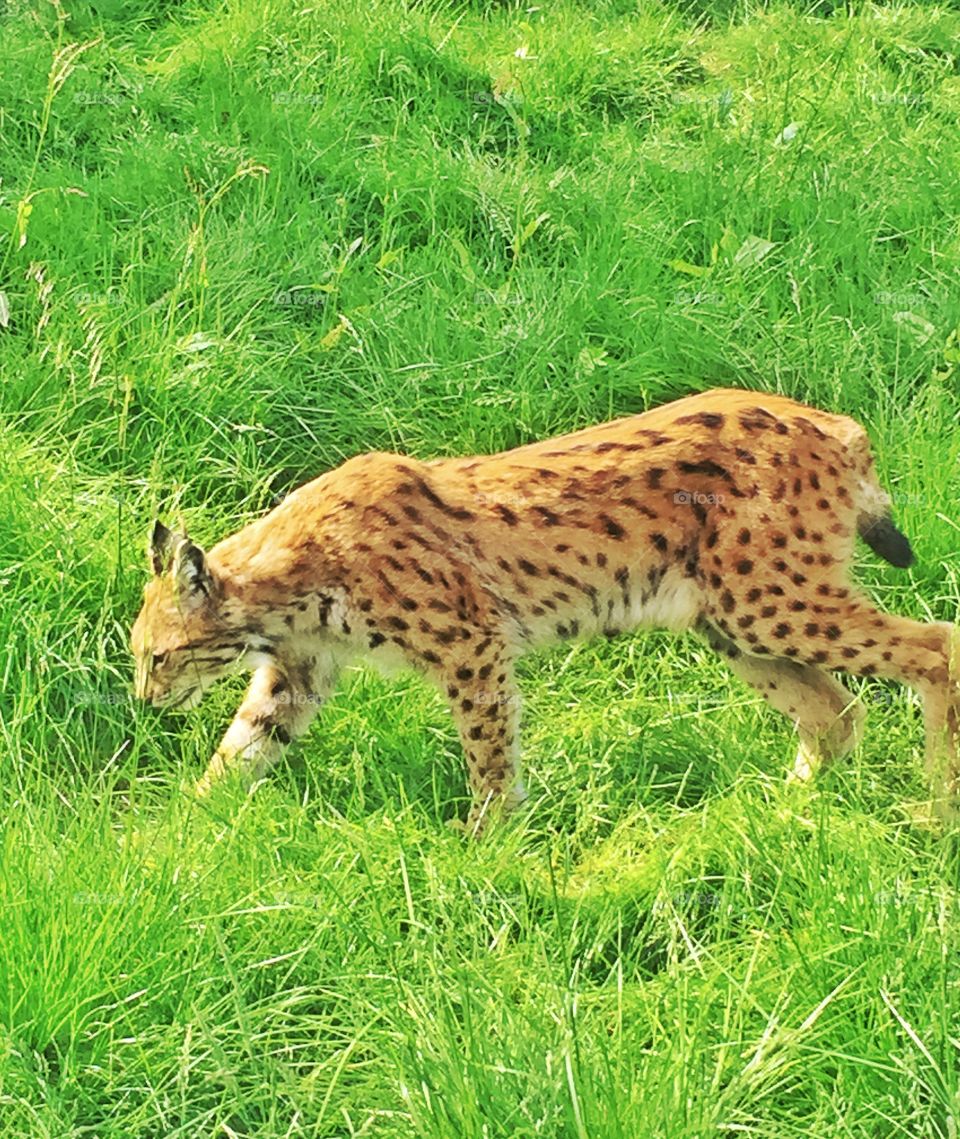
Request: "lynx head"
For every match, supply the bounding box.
[131,521,234,710]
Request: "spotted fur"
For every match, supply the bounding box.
[130,388,960,834]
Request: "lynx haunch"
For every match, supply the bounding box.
[131,388,960,835]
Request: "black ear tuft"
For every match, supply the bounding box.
[172,538,215,604]
[149,520,175,575]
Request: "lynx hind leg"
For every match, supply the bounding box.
[703,593,960,821]
[441,648,527,838]
[786,607,960,821]
[919,622,960,821]
[698,621,865,781]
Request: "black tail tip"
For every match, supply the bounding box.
[860,516,914,568]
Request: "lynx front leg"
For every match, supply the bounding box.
[444,659,527,838]
[195,662,332,796]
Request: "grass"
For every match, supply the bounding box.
[2,0,960,1133]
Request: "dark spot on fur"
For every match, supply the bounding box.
[677,411,724,428]
[533,506,560,526]
[677,459,732,482]
[600,515,626,540]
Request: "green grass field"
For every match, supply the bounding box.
[3,0,960,1134]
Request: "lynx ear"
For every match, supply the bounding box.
[149,520,215,604]
[171,538,215,605]
[149,520,176,575]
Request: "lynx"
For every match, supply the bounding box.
[131,388,960,835]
